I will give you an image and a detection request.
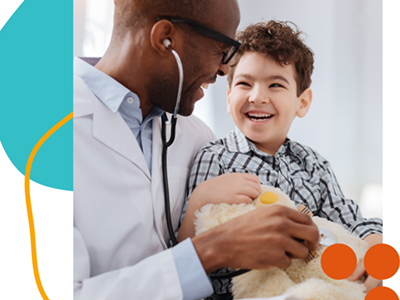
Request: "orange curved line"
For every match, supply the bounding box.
[24,112,73,300]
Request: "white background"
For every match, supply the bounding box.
[0,0,399,299]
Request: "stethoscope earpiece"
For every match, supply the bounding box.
[163,38,171,49]
[163,39,182,123]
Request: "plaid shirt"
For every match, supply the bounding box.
[184,127,383,296]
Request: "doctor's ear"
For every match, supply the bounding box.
[150,19,176,54]
[296,88,312,118]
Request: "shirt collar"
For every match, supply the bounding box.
[226,126,292,157]
[225,127,253,154]
[74,57,140,113]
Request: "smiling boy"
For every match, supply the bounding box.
[179,20,382,299]
[227,49,311,156]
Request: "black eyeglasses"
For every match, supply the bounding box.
[156,16,241,65]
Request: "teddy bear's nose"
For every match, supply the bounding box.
[259,191,279,205]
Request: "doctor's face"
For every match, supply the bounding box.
[164,1,240,116]
[176,39,230,116]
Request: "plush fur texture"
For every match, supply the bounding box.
[194,186,369,300]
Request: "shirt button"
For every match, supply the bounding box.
[127,97,134,104]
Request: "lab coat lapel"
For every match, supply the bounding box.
[151,115,181,248]
[92,96,151,180]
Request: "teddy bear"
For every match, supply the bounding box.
[194,185,369,300]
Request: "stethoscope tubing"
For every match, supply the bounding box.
[170,50,183,121]
[162,113,178,246]
[161,45,250,279]
[162,47,183,247]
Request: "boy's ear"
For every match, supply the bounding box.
[227,86,231,114]
[296,88,312,118]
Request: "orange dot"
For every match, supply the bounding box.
[364,244,400,280]
[321,243,357,279]
[365,287,399,300]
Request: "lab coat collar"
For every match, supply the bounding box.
[74,75,151,180]
[74,75,95,118]
[74,57,134,113]
[92,93,151,180]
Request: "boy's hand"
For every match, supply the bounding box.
[178,173,261,242]
[347,261,382,292]
[189,173,261,207]
[347,233,383,293]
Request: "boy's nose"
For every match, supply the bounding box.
[248,87,270,104]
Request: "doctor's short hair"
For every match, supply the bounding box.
[114,0,212,33]
[227,20,314,97]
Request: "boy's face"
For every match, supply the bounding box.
[227,52,312,155]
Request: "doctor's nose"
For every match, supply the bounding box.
[217,61,229,76]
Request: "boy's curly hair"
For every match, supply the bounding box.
[227,20,314,96]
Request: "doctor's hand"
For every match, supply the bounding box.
[192,204,320,273]
[178,173,261,242]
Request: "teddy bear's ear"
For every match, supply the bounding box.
[319,227,337,247]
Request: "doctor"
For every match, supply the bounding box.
[74,0,320,299]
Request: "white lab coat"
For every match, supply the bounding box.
[73,75,215,300]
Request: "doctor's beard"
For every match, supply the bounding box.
[145,76,199,117]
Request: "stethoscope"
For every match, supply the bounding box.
[161,38,183,247]
[161,38,249,280]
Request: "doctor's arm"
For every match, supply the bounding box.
[74,227,212,300]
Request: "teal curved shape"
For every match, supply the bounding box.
[0,0,73,191]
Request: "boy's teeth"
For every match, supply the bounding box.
[201,83,209,89]
[247,113,272,121]
[248,113,271,118]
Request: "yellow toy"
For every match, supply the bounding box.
[194,185,368,300]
